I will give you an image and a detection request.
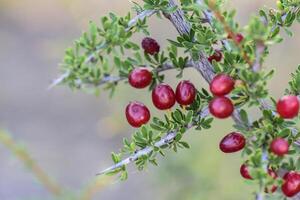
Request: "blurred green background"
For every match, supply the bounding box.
[0,0,299,200]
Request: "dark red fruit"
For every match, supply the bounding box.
[175,80,196,106]
[208,50,222,63]
[276,95,299,119]
[240,164,252,180]
[270,138,289,156]
[265,169,278,193]
[141,37,160,55]
[228,33,244,43]
[219,132,246,153]
[235,33,244,43]
[152,84,176,110]
[282,171,300,197]
[128,67,152,89]
[209,96,234,119]
[210,74,235,96]
[126,101,150,128]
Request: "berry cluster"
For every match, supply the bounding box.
[239,96,300,197]
[126,37,300,198]
[208,74,247,169]
[207,52,300,197]
[126,38,196,128]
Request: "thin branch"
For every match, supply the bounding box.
[126,10,156,31]
[92,60,194,87]
[206,0,253,66]
[196,0,232,51]
[252,41,266,73]
[97,107,210,175]
[49,9,157,89]
[79,176,112,200]
[0,130,63,196]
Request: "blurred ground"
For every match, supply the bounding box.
[0,0,299,200]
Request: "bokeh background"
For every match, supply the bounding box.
[0,0,299,200]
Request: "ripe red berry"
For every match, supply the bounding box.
[209,96,234,119]
[219,132,246,153]
[152,84,176,110]
[240,164,252,180]
[228,33,244,43]
[128,67,152,89]
[282,171,300,197]
[235,33,244,43]
[125,101,150,128]
[265,169,278,193]
[141,37,160,55]
[175,80,196,106]
[270,137,289,156]
[276,95,299,119]
[208,50,222,63]
[210,74,235,96]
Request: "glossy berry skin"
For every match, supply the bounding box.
[276,95,299,119]
[152,84,176,110]
[128,67,152,89]
[208,50,222,63]
[175,80,196,106]
[219,132,246,153]
[141,37,160,55]
[125,102,150,128]
[209,97,234,119]
[210,74,235,96]
[265,169,278,193]
[270,138,289,156]
[282,171,300,197]
[240,164,252,180]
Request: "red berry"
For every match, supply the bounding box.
[125,101,150,128]
[265,169,278,193]
[276,95,299,119]
[152,84,176,110]
[282,171,300,197]
[175,80,196,106]
[210,74,235,96]
[128,67,152,89]
[208,50,222,63]
[209,96,234,119]
[235,33,244,43]
[270,138,289,156]
[240,164,252,180]
[228,33,244,43]
[141,37,160,55]
[219,132,246,153]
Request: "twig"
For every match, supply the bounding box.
[49,9,157,89]
[206,0,253,66]
[92,60,194,86]
[0,130,62,196]
[97,107,210,175]
[79,176,113,200]
[252,41,266,73]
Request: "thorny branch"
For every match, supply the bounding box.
[49,9,157,89]
[97,107,210,175]
[93,60,194,86]
[98,3,300,200]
